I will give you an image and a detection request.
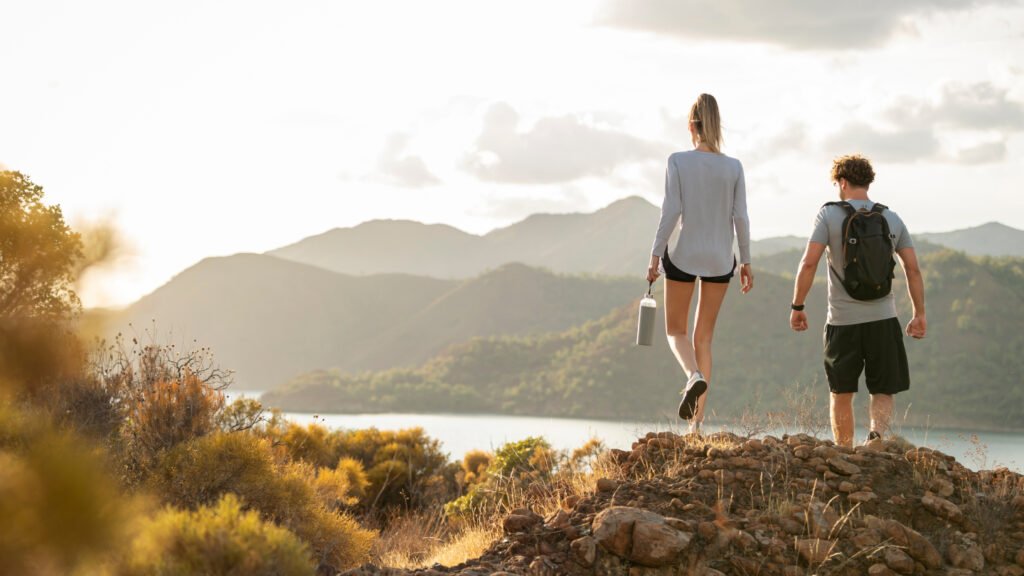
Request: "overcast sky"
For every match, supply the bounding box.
[2,0,1022,307]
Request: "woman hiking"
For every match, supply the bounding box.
[646,93,753,433]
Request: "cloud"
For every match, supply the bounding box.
[376,133,440,188]
[824,82,1023,164]
[824,123,940,163]
[598,0,1009,50]
[461,102,663,184]
[954,140,1008,164]
[906,83,1024,130]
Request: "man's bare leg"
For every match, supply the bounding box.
[830,392,855,448]
[869,393,893,437]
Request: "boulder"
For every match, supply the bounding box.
[631,520,692,566]
[592,506,691,567]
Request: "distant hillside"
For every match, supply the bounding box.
[749,235,805,257]
[919,222,1024,258]
[484,196,660,276]
[266,250,1024,431]
[108,254,455,390]
[106,257,640,390]
[352,262,642,371]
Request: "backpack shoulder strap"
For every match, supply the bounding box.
[869,203,896,249]
[823,201,855,215]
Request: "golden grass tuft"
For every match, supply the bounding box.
[371,510,500,570]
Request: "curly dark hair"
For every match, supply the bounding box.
[831,154,875,188]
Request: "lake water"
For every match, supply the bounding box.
[228,390,1024,473]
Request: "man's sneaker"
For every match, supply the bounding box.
[678,370,708,420]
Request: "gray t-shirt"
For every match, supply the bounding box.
[651,150,751,276]
[809,199,913,326]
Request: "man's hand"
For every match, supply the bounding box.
[906,315,927,339]
[646,256,661,283]
[739,264,753,294]
[790,310,808,332]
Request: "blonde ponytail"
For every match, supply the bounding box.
[688,93,723,153]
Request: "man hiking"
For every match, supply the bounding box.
[789,154,926,448]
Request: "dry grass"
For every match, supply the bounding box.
[371,443,607,571]
[370,509,501,570]
[419,524,501,568]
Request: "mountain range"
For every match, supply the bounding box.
[270,197,1024,278]
[100,196,1024,401]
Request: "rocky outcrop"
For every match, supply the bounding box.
[592,507,691,567]
[343,431,1024,576]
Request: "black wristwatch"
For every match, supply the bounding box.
[791,303,805,311]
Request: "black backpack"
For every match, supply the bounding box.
[825,201,897,301]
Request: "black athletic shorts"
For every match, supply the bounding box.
[823,317,910,395]
[661,249,735,283]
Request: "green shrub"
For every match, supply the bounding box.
[124,494,314,576]
[314,458,369,509]
[216,397,266,432]
[490,436,553,479]
[279,422,335,468]
[445,437,555,520]
[149,432,374,572]
[272,424,455,511]
[122,372,224,479]
[334,427,452,509]
[0,402,127,575]
[461,449,492,486]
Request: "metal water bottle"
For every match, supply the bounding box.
[636,282,657,346]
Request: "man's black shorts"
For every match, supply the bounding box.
[824,317,910,395]
[662,249,735,283]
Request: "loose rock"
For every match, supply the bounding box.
[922,493,963,523]
[828,456,862,476]
[795,538,835,565]
[569,536,596,567]
[884,547,915,574]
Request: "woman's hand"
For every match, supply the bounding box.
[906,314,927,339]
[647,256,661,283]
[739,263,754,294]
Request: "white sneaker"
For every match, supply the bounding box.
[678,370,708,420]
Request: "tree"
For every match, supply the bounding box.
[0,171,82,321]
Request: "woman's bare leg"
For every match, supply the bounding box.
[664,278,698,377]
[691,281,730,424]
